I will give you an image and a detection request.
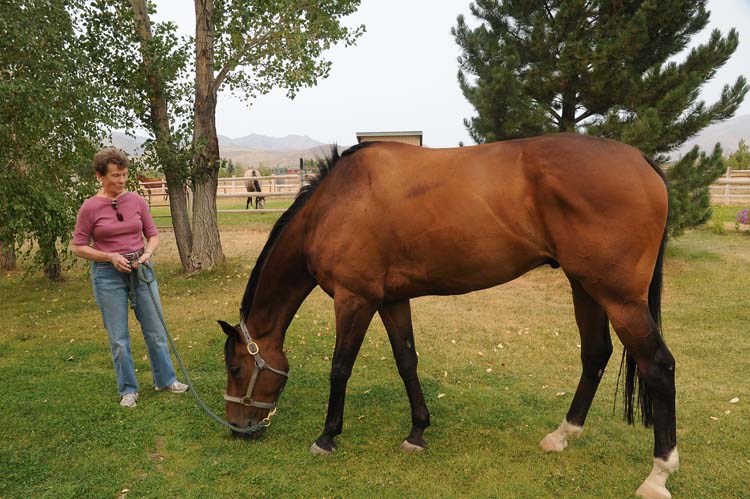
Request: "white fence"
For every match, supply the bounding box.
[214,174,308,213]
[139,173,310,225]
[710,169,750,205]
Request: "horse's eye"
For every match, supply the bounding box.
[229,366,241,377]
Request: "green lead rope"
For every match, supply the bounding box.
[136,262,269,435]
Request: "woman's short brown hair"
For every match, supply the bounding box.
[93,147,129,176]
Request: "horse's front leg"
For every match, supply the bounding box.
[310,291,376,455]
[379,300,430,452]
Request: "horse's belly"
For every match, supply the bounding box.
[382,237,546,300]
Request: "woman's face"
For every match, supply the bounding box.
[98,163,128,196]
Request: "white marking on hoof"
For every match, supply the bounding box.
[309,442,332,455]
[540,419,583,452]
[399,440,425,453]
[635,448,679,499]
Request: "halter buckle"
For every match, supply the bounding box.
[247,342,259,355]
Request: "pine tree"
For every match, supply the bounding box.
[666,144,725,235]
[454,0,746,153]
[725,139,750,170]
[454,1,748,234]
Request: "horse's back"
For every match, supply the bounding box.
[303,135,666,302]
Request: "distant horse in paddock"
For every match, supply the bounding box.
[137,175,167,202]
[218,134,676,499]
[244,170,265,210]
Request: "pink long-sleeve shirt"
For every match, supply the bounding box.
[73,192,158,254]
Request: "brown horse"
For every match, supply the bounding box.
[218,134,676,499]
[244,171,265,209]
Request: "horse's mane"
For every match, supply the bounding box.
[239,142,376,321]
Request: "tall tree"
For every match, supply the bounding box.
[454,0,747,153]
[454,1,748,234]
[1,0,107,280]
[87,0,364,272]
[725,139,750,170]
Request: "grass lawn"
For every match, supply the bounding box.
[1,213,748,498]
[147,198,293,230]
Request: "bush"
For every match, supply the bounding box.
[735,208,750,232]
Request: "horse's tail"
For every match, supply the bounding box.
[622,154,668,427]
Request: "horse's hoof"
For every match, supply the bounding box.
[309,442,333,455]
[635,482,671,499]
[540,432,567,452]
[399,440,425,453]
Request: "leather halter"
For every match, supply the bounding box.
[223,321,289,410]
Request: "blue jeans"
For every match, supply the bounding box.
[91,262,177,396]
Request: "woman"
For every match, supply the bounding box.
[73,147,188,408]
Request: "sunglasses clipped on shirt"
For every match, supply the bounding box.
[111,200,124,222]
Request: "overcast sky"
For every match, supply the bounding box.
[153,0,750,148]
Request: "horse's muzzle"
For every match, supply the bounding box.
[231,425,265,440]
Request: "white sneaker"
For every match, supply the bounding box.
[120,393,138,408]
[156,380,189,393]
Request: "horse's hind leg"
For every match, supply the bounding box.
[379,300,430,452]
[541,278,612,452]
[310,291,376,455]
[606,302,678,499]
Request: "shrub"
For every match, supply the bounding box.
[735,208,750,232]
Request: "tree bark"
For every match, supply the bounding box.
[42,240,62,281]
[190,0,224,271]
[129,0,194,270]
[560,91,578,132]
[0,239,16,271]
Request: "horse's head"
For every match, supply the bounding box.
[218,320,289,440]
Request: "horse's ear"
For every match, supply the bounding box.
[217,320,239,338]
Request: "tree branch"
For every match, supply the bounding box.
[542,0,554,21]
[211,17,286,93]
[575,109,596,123]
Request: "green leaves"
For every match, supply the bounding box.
[213,0,364,101]
[454,0,748,234]
[454,0,747,155]
[667,144,726,236]
[1,0,106,279]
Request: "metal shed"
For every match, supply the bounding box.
[356,131,423,147]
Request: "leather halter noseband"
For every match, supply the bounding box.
[223,321,289,410]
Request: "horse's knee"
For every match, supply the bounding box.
[583,341,612,367]
[330,363,353,384]
[396,354,418,378]
[579,338,612,383]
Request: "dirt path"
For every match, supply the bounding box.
[155,228,270,263]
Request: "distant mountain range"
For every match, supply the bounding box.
[670,114,750,158]
[107,131,332,168]
[218,133,324,151]
[106,113,750,168]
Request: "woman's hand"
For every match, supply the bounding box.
[110,253,133,273]
[135,250,152,268]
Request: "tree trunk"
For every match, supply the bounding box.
[190,0,224,271]
[0,239,16,271]
[560,92,578,132]
[43,240,62,281]
[130,0,194,269]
